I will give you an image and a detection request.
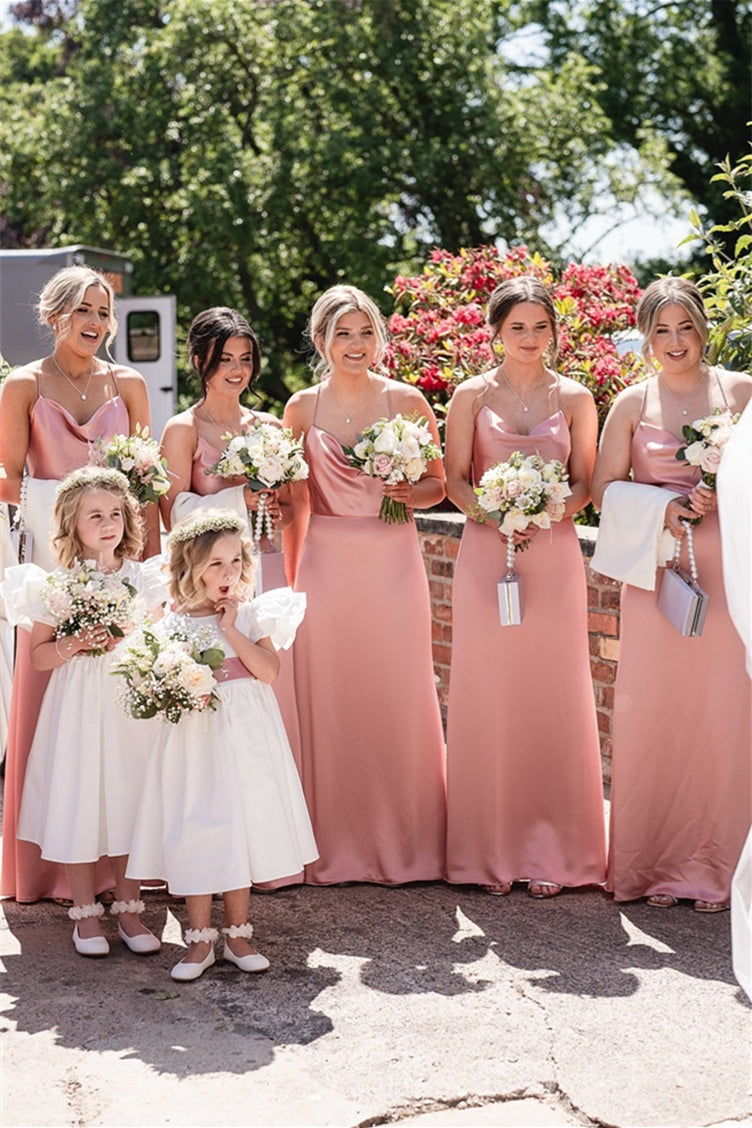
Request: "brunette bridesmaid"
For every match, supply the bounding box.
[283,284,447,884]
[444,276,606,898]
[158,307,303,792]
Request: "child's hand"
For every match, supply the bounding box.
[215,595,239,630]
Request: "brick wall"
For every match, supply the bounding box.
[416,512,621,784]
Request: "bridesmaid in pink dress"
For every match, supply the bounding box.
[0,265,156,902]
[593,278,752,912]
[159,308,302,802]
[445,276,606,898]
[283,285,447,884]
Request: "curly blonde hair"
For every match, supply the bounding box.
[167,509,256,610]
[52,466,143,568]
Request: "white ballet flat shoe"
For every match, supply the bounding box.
[118,923,161,955]
[72,925,110,958]
[222,942,270,973]
[171,946,216,982]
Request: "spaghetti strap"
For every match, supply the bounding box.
[638,377,651,422]
[552,371,563,413]
[712,366,730,409]
[108,363,120,396]
[311,383,323,427]
[385,383,393,418]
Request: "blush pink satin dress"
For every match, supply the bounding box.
[606,419,752,903]
[445,404,607,889]
[2,393,128,901]
[292,424,447,884]
[190,433,303,776]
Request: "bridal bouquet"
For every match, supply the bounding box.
[113,622,225,722]
[210,422,309,544]
[90,424,171,505]
[344,413,441,524]
[42,561,143,656]
[474,451,572,550]
[676,408,739,490]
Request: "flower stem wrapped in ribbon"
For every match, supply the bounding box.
[209,422,309,547]
[89,424,172,505]
[343,412,441,524]
[474,451,572,550]
[676,408,739,515]
[112,622,225,723]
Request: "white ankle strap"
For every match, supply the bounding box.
[184,927,219,944]
[68,902,105,921]
[109,899,146,916]
[222,923,254,940]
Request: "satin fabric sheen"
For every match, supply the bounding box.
[445,406,607,887]
[190,433,303,765]
[2,395,128,901]
[607,421,752,903]
[292,425,447,884]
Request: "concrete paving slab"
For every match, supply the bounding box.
[1,882,750,1128]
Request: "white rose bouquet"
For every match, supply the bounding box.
[42,560,144,656]
[90,424,171,505]
[112,622,225,722]
[210,421,309,544]
[676,408,739,497]
[474,451,572,550]
[343,413,441,524]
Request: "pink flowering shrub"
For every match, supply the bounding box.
[383,246,645,425]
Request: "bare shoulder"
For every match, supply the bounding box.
[0,362,39,407]
[160,408,197,446]
[557,373,595,406]
[717,366,752,410]
[449,371,490,407]
[109,363,148,389]
[386,378,432,414]
[284,385,317,430]
[604,380,646,426]
[251,408,284,427]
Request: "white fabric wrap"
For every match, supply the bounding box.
[170,486,247,527]
[138,554,170,613]
[591,480,682,591]
[245,588,306,651]
[20,478,61,571]
[718,399,752,678]
[0,563,55,630]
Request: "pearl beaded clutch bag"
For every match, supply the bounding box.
[657,523,709,637]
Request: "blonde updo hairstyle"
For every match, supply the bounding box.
[487,276,559,363]
[167,509,256,611]
[308,284,388,380]
[52,466,143,568]
[38,265,118,354]
[636,277,708,365]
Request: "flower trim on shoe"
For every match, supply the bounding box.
[222,923,254,939]
[184,927,219,944]
[68,902,105,921]
[109,899,146,916]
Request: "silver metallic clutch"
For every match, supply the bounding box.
[657,523,708,637]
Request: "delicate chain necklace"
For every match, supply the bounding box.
[51,353,95,401]
[200,404,247,441]
[499,366,545,413]
[328,375,372,425]
[658,368,707,417]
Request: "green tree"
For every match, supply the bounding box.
[0,0,677,403]
[524,0,752,238]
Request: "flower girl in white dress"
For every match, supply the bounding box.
[8,466,165,957]
[123,509,317,982]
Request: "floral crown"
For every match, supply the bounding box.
[56,466,131,498]
[167,510,246,546]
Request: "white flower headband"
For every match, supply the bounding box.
[56,466,130,497]
[167,510,246,546]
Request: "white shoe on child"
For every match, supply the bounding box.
[222,923,270,973]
